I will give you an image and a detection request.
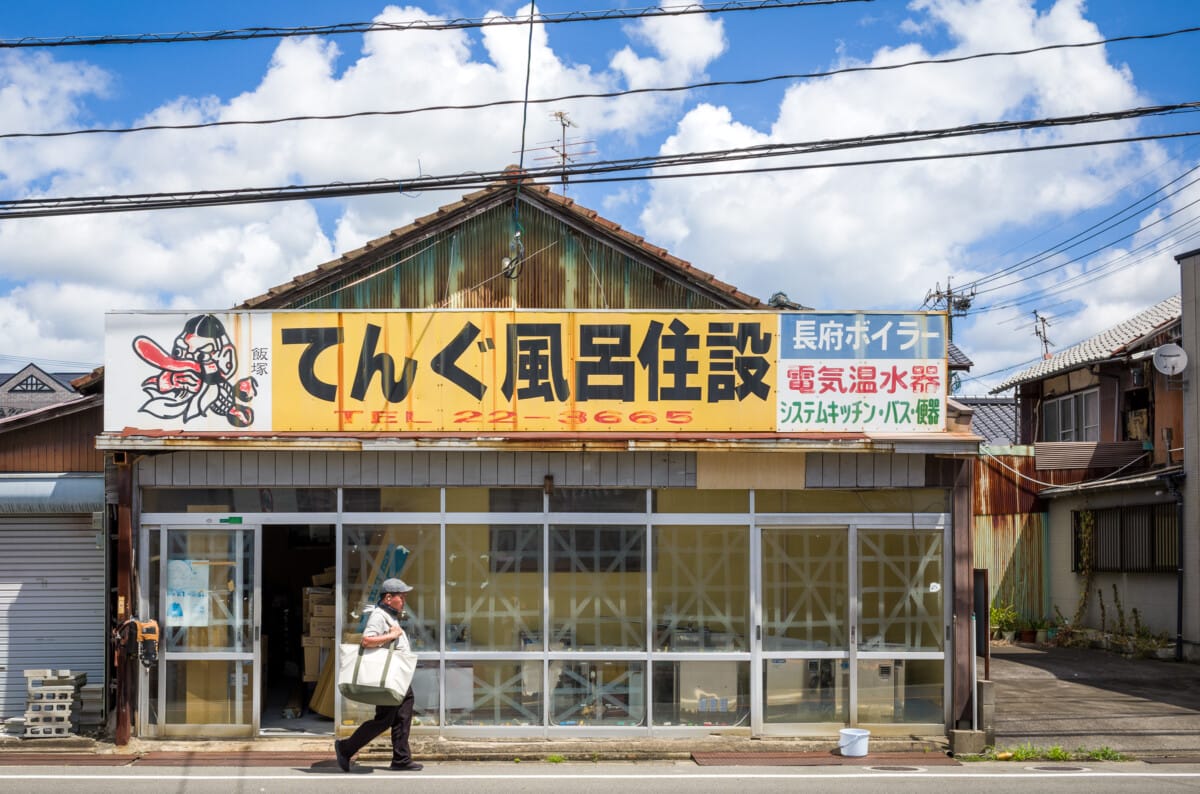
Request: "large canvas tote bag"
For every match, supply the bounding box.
[337,642,418,706]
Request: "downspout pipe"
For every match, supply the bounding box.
[1167,472,1186,662]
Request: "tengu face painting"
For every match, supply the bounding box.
[131,314,258,427]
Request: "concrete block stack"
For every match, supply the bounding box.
[23,669,87,738]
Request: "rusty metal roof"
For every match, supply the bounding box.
[238,176,767,311]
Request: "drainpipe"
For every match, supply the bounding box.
[1168,473,1185,662]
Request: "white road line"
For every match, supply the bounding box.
[1,772,1200,781]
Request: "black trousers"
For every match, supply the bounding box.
[341,687,415,766]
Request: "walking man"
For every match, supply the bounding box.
[334,578,423,772]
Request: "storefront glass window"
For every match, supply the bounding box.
[163,659,254,725]
[445,524,543,652]
[445,488,542,512]
[443,660,542,726]
[550,660,645,726]
[755,489,949,514]
[343,488,440,512]
[652,525,748,651]
[549,488,644,512]
[162,528,254,653]
[763,658,849,724]
[857,529,944,652]
[654,489,747,513]
[549,525,646,650]
[341,525,440,650]
[652,661,748,727]
[143,488,336,512]
[856,658,943,724]
[761,528,848,651]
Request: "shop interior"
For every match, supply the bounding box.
[259,524,336,735]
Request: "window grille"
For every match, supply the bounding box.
[1072,503,1177,573]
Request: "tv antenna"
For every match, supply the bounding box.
[517,111,596,194]
[1032,310,1054,358]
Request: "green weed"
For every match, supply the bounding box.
[1086,747,1126,761]
[1008,743,1040,761]
[1045,746,1072,761]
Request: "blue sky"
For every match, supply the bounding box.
[1,0,1197,392]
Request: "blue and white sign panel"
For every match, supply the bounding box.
[776,313,948,432]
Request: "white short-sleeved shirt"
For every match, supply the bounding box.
[363,605,411,653]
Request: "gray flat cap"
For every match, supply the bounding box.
[380,578,413,594]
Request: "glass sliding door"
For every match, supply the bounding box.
[757,527,850,734]
[856,527,946,728]
[157,526,259,736]
[755,520,948,735]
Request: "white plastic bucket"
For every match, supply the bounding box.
[839,728,870,757]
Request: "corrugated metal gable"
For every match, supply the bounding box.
[242,185,762,312]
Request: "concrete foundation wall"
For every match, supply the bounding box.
[1046,495,1179,637]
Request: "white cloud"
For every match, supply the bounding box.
[0,0,1187,395]
[638,0,1185,391]
[0,3,726,368]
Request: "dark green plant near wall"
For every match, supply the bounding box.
[1072,510,1096,627]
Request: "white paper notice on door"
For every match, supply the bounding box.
[166,559,210,627]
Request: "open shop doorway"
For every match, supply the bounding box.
[259,524,336,736]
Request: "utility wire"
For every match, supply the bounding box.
[971,169,1200,296]
[973,213,1200,314]
[984,200,1200,303]
[965,161,1200,291]
[11,101,1194,208]
[0,0,873,48]
[3,118,1199,219]
[5,25,1198,142]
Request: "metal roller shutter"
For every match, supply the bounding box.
[0,515,106,723]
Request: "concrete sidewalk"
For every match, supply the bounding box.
[0,732,948,764]
[989,642,1200,757]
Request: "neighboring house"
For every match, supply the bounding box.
[0,364,88,418]
[94,174,982,744]
[1176,248,1200,662]
[0,371,107,725]
[991,295,1186,650]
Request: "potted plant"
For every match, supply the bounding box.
[990,602,1018,642]
[1033,619,1049,645]
[1018,618,1037,644]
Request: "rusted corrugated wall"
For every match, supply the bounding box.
[974,512,1047,621]
[973,451,1057,620]
[974,450,1128,620]
[282,199,731,312]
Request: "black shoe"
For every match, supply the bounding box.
[334,739,351,772]
[389,762,423,771]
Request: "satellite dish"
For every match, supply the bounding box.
[1152,343,1188,375]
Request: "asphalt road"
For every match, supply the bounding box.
[3,762,1200,794]
[990,643,1200,755]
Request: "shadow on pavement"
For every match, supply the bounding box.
[987,643,1200,755]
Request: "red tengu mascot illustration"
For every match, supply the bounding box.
[132,314,258,427]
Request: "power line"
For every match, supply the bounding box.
[6,25,1198,142]
[13,98,1185,211]
[5,124,1199,220]
[0,1,873,48]
[972,193,1200,303]
[0,353,98,369]
[965,161,1200,292]
[972,214,1200,314]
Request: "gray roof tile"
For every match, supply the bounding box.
[956,396,1018,445]
[991,294,1181,392]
